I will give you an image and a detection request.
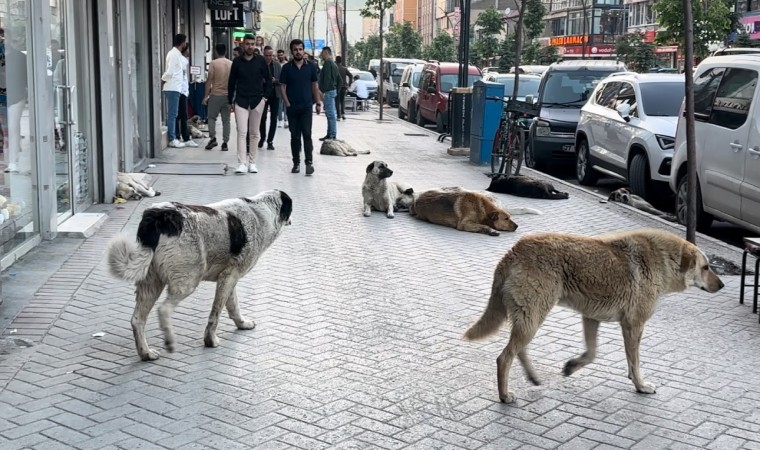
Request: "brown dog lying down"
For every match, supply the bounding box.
[410,187,519,236]
[487,175,569,200]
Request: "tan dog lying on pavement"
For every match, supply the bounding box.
[410,187,520,236]
[362,161,414,218]
[463,229,725,403]
[320,139,370,157]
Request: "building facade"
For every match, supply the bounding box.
[393,0,419,26]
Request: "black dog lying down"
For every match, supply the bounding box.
[487,175,570,200]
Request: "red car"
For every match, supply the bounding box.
[415,62,482,133]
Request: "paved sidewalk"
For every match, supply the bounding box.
[1,111,759,450]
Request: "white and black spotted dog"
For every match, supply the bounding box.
[107,190,292,361]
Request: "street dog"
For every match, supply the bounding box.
[116,172,161,201]
[188,115,208,139]
[410,187,520,236]
[608,187,677,222]
[320,139,370,157]
[487,175,570,200]
[362,161,414,218]
[107,190,292,361]
[463,229,724,403]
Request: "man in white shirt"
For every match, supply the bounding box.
[161,34,189,148]
[348,75,369,100]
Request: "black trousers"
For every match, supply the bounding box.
[175,94,189,141]
[337,87,347,117]
[286,106,313,165]
[259,97,280,144]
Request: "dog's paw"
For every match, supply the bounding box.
[204,333,220,348]
[636,381,657,394]
[236,319,256,330]
[386,214,394,219]
[563,359,584,376]
[363,211,371,217]
[489,230,500,236]
[140,348,160,361]
[165,339,175,353]
[499,391,517,404]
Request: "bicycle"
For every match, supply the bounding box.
[489,98,535,178]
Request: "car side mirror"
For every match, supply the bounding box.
[427,85,436,94]
[525,94,535,104]
[616,103,631,122]
[402,82,410,88]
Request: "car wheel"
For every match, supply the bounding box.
[407,100,416,123]
[436,112,445,133]
[629,153,650,200]
[524,133,546,171]
[398,103,406,120]
[576,139,599,185]
[676,175,713,232]
[416,108,427,127]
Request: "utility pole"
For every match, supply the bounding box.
[683,0,697,243]
[458,0,471,88]
[342,0,348,63]
[379,1,385,120]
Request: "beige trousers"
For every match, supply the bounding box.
[234,99,265,164]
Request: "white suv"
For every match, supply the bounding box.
[575,72,685,201]
[669,55,760,233]
[398,63,424,122]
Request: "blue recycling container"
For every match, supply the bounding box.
[470,81,504,165]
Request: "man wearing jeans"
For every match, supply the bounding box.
[203,43,232,151]
[279,39,322,175]
[162,33,188,148]
[227,34,271,174]
[276,49,288,128]
[317,46,341,141]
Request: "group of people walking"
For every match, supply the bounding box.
[163,33,373,176]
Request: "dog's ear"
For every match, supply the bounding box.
[608,192,616,201]
[488,211,501,222]
[366,162,375,174]
[404,188,413,195]
[679,244,697,273]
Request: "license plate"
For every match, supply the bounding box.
[562,144,575,152]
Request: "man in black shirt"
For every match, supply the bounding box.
[258,46,281,151]
[228,34,271,174]
[279,39,322,175]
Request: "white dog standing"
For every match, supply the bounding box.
[107,190,292,361]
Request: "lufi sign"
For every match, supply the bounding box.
[211,4,245,27]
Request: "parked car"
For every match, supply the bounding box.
[526,59,627,170]
[348,68,378,99]
[669,54,760,233]
[482,66,500,74]
[398,63,424,122]
[368,59,380,77]
[482,72,541,102]
[509,65,550,76]
[711,47,760,57]
[575,72,685,200]
[416,62,482,132]
[380,58,426,106]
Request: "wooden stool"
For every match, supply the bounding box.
[740,237,760,321]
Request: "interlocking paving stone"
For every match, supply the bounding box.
[0,114,759,449]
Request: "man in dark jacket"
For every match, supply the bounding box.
[318,46,341,140]
[258,46,282,150]
[336,56,352,121]
[280,39,322,175]
[228,34,271,174]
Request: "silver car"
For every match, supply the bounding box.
[398,63,424,122]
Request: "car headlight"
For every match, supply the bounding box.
[535,119,550,136]
[656,134,675,150]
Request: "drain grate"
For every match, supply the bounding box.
[403,133,428,137]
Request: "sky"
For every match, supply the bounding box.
[260,0,367,37]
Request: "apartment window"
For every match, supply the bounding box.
[567,11,587,35]
[551,17,567,36]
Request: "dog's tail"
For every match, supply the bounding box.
[463,263,509,341]
[509,207,542,216]
[356,150,371,155]
[107,236,154,283]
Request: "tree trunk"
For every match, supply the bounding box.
[683,0,697,243]
[379,2,384,120]
[511,0,528,101]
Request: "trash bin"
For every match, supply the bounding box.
[470,81,504,165]
[448,87,472,149]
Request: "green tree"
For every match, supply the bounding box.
[735,30,755,47]
[351,34,381,70]
[522,0,547,41]
[385,21,423,58]
[654,0,732,57]
[615,33,656,72]
[473,7,505,66]
[423,32,457,62]
[498,35,516,71]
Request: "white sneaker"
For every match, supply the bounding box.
[169,139,185,148]
[277,120,283,128]
[248,163,258,173]
[184,140,199,148]
[235,163,248,174]
[284,120,289,128]
[4,163,18,173]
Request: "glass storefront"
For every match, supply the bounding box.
[0,0,39,256]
